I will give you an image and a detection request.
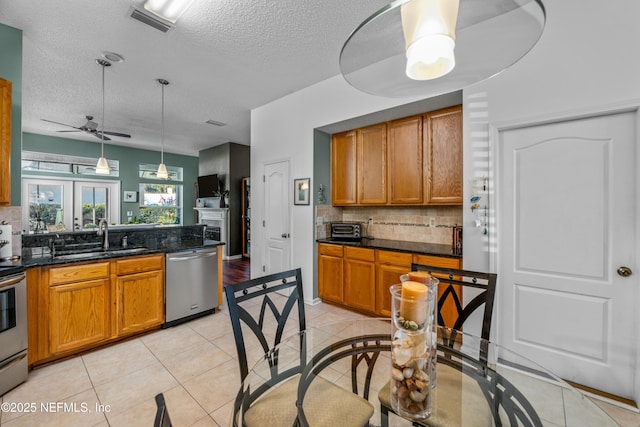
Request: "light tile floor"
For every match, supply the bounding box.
[1,299,638,426]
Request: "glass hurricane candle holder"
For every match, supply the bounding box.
[389,279,438,420]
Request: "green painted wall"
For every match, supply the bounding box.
[23,132,199,225]
[0,23,23,206]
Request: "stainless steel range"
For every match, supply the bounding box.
[0,267,28,396]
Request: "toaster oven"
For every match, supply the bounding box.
[330,222,364,241]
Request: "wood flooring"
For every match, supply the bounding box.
[223,257,250,285]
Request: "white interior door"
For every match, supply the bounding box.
[498,111,637,400]
[263,160,291,275]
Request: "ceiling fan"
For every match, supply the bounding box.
[41,115,131,141]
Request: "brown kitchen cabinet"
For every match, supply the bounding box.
[47,262,111,356]
[113,254,164,336]
[413,253,462,328]
[375,250,413,316]
[358,123,387,204]
[29,254,166,367]
[331,130,358,205]
[388,115,424,204]
[318,243,344,304]
[344,247,376,313]
[0,78,11,206]
[425,105,463,204]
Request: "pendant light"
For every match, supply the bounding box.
[95,59,112,174]
[339,0,546,98]
[156,79,169,180]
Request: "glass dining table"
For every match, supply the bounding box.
[231,318,618,426]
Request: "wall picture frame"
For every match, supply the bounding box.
[124,191,138,203]
[294,178,310,205]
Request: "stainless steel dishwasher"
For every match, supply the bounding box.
[164,246,218,328]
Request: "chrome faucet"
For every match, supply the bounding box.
[97,218,109,250]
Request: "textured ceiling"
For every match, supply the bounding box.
[0,0,390,156]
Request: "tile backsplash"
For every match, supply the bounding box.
[0,206,22,258]
[316,205,462,245]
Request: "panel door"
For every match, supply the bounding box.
[358,124,387,204]
[388,115,423,204]
[115,270,164,336]
[425,106,463,204]
[331,130,358,205]
[499,111,637,399]
[0,78,11,205]
[263,160,291,276]
[318,253,344,304]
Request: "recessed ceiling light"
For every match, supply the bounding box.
[101,51,125,63]
[205,119,226,127]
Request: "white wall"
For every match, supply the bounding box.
[251,77,421,302]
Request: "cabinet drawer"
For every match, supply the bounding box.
[344,246,375,262]
[115,254,164,275]
[319,244,343,257]
[49,262,110,286]
[412,254,461,269]
[377,250,412,267]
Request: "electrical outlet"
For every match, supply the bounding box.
[368,217,373,225]
[126,211,133,216]
[429,217,436,227]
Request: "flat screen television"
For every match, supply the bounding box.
[197,174,220,197]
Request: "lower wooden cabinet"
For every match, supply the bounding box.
[413,254,462,328]
[344,247,376,313]
[49,278,110,355]
[318,244,344,304]
[318,243,461,317]
[29,254,165,367]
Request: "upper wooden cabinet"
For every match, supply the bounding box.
[388,115,424,204]
[331,130,358,205]
[425,105,463,204]
[358,124,387,204]
[0,78,12,206]
[331,105,462,206]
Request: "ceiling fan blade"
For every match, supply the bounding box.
[102,131,131,138]
[94,132,112,142]
[41,119,80,129]
[56,130,82,133]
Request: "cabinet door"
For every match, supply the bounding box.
[413,254,462,328]
[388,115,423,204]
[0,78,11,206]
[115,270,164,336]
[344,252,376,313]
[49,279,110,355]
[358,124,387,204]
[375,251,413,316]
[318,254,344,304]
[425,106,463,204]
[331,130,358,205]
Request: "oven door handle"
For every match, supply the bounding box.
[0,351,26,372]
[0,273,25,289]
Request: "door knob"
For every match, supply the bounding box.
[617,266,632,277]
[281,233,290,238]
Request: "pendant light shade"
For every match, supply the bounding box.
[401,0,459,80]
[157,79,169,180]
[95,59,112,174]
[340,0,546,98]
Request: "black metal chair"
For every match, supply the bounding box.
[226,268,374,427]
[153,393,172,427]
[379,264,499,427]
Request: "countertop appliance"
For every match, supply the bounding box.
[164,246,219,328]
[0,267,28,396]
[330,222,364,241]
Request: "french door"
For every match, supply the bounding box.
[22,178,120,232]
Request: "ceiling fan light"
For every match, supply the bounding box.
[96,156,110,175]
[402,0,459,81]
[157,163,169,179]
[144,0,195,23]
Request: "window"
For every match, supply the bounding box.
[138,163,183,181]
[139,183,183,224]
[22,151,120,177]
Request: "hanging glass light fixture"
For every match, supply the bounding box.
[156,79,169,180]
[95,59,112,174]
[339,0,546,98]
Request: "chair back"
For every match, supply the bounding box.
[411,263,497,346]
[224,268,306,381]
[153,393,172,427]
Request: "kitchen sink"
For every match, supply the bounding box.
[54,247,149,260]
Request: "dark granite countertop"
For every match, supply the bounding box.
[316,238,461,259]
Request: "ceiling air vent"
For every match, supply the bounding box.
[129,7,174,33]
